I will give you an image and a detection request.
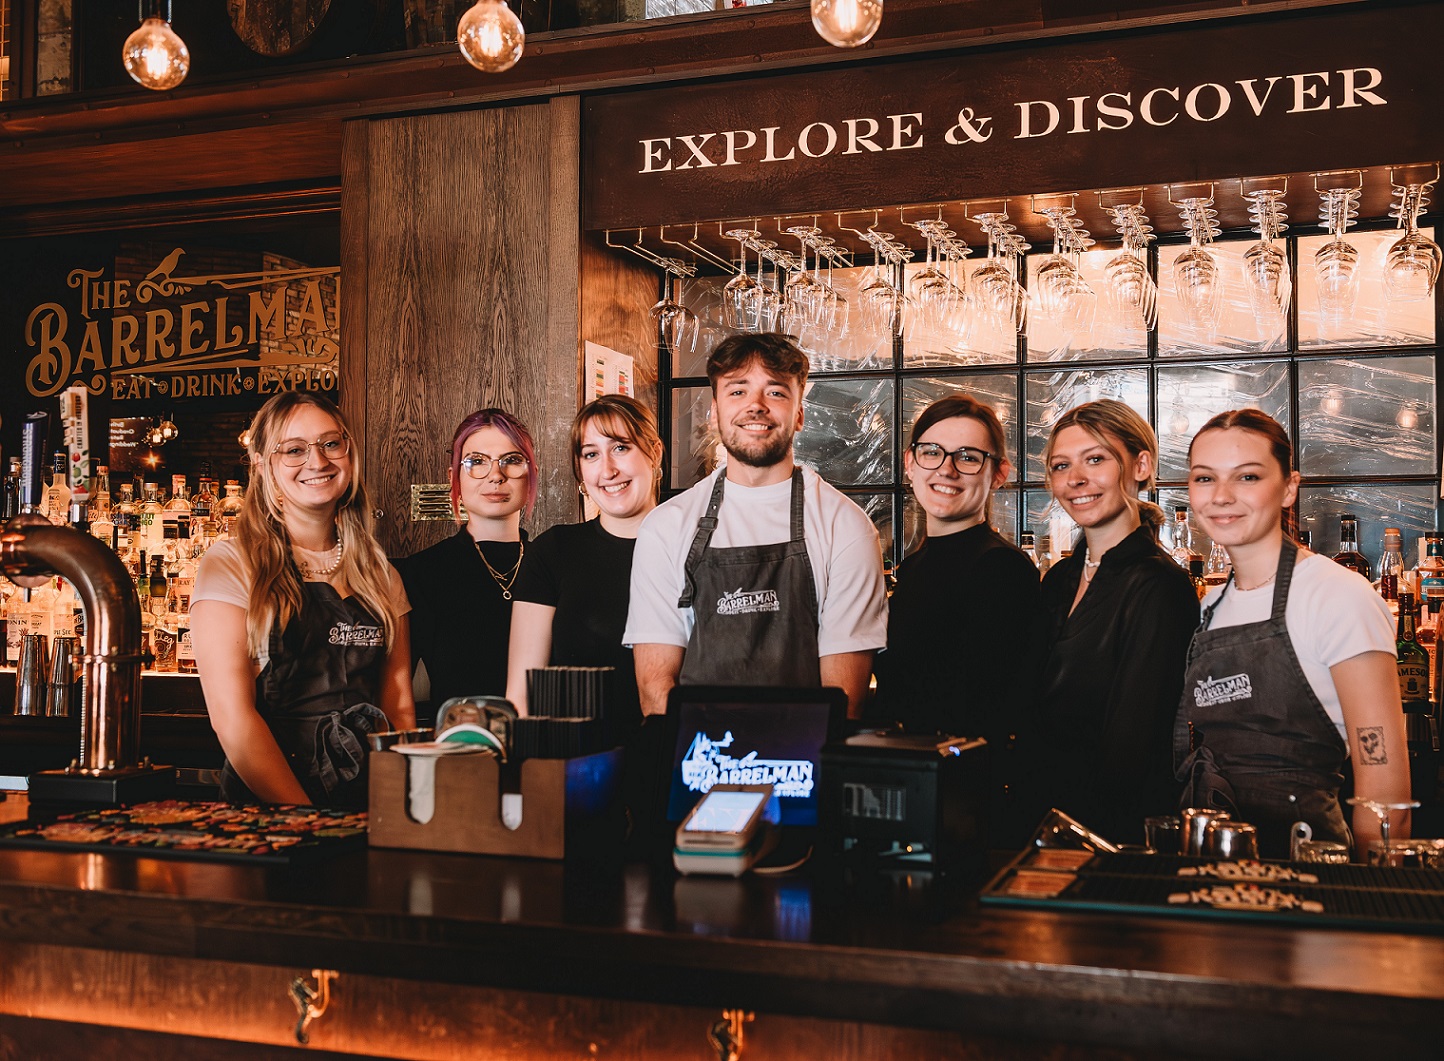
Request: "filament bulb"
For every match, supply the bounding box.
[811,0,884,48]
[122,16,189,91]
[458,0,526,74]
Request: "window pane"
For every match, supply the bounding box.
[901,374,1019,482]
[1025,247,1149,362]
[805,265,894,372]
[903,259,1021,366]
[668,384,715,490]
[1297,355,1436,477]
[1023,367,1150,482]
[848,491,894,564]
[1157,238,1288,357]
[1024,488,1078,564]
[1298,229,1436,350]
[1298,484,1439,575]
[796,377,894,486]
[1155,361,1291,481]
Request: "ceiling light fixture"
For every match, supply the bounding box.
[122,1,190,91]
[458,0,525,74]
[811,0,883,49]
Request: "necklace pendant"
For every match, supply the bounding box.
[501,589,512,600]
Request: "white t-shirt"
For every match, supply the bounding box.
[1200,551,1395,739]
[193,538,410,672]
[624,464,888,658]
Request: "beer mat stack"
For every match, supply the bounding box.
[0,801,368,865]
[980,848,1444,934]
[516,666,613,759]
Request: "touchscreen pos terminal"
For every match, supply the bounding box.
[673,784,781,876]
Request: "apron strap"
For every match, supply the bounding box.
[789,468,805,542]
[678,473,727,609]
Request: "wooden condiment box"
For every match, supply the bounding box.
[368,748,622,859]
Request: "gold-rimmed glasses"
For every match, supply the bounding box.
[461,453,529,479]
[274,432,350,467]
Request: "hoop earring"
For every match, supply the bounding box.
[579,484,588,498]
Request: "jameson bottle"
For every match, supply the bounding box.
[1397,592,1430,703]
[1332,515,1371,580]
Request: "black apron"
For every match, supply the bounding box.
[1174,540,1350,858]
[220,581,390,809]
[676,469,821,687]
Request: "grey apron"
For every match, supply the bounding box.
[220,580,390,809]
[676,469,821,687]
[1174,540,1350,858]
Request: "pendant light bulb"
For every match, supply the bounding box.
[458,0,525,74]
[122,12,189,91]
[811,0,883,48]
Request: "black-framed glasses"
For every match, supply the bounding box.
[461,453,530,479]
[274,431,350,467]
[910,442,996,475]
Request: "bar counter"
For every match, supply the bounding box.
[0,821,1439,1059]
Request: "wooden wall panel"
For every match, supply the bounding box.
[347,97,582,556]
[579,229,660,411]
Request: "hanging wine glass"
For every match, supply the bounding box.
[722,228,763,332]
[1033,203,1096,337]
[1313,180,1362,325]
[908,217,953,329]
[1239,182,1291,326]
[1384,172,1442,303]
[649,260,698,356]
[751,239,784,331]
[783,225,827,329]
[1099,194,1158,332]
[969,210,1028,334]
[1172,192,1224,334]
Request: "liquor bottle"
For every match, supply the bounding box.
[217,480,244,532]
[1331,515,1371,580]
[139,482,165,555]
[89,465,112,524]
[1396,592,1430,703]
[1422,596,1441,685]
[1037,534,1052,577]
[1169,506,1202,568]
[164,475,191,519]
[1378,527,1405,602]
[43,451,71,525]
[114,482,139,542]
[149,556,169,619]
[1188,558,1208,601]
[1203,541,1231,588]
[176,611,196,674]
[136,549,150,601]
[1019,532,1039,569]
[51,578,77,640]
[1419,535,1444,616]
[152,608,178,674]
[1,458,18,520]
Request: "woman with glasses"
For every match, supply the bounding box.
[505,395,663,735]
[1027,399,1199,843]
[191,392,415,807]
[397,408,536,726]
[871,395,1042,844]
[873,396,1040,733]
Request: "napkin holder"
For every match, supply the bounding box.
[368,747,621,859]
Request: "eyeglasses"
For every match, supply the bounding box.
[461,453,530,479]
[910,442,996,475]
[273,432,351,467]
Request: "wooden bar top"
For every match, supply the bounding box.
[0,837,1439,1058]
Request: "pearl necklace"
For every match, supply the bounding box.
[1082,557,1103,584]
[294,538,343,579]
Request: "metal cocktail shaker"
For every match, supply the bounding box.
[15,633,49,717]
[47,634,79,718]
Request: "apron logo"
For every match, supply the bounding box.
[716,587,781,616]
[327,622,383,647]
[1194,672,1253,707]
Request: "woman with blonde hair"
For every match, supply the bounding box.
[191,391,414,807]
[506,394,664,736]
[1026,399,1199,841]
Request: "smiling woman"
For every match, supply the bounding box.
[395,407,537,726]
[189,390,416,808]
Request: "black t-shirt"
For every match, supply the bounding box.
[872,522,1042,741]
[511,519,641,736]
[395,528,526,725]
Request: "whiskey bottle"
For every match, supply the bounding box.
[1396,592,1430,703]
[1378,527,1405,602]
[1332,515,1371,580]
[1169,506,1202,569]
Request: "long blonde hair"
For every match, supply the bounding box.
[238,392,400,658]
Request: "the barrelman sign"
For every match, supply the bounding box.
[22,248,340,401]
[582,3,1438,229]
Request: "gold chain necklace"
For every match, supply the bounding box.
[294,539,343,579]
[474,538,524,600]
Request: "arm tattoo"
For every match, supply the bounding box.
[1357,725,1388,765]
